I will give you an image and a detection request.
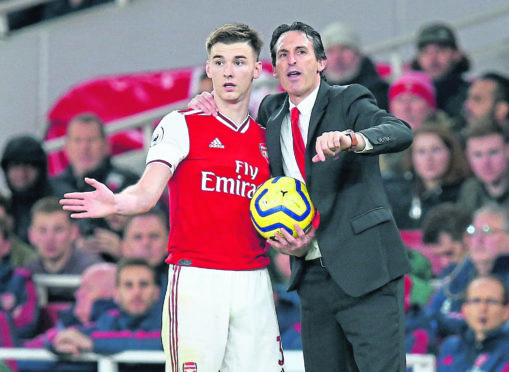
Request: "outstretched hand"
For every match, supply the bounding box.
[60,177,116,219]
[188,91,218,115]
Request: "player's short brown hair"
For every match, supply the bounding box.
[206,23,263,60]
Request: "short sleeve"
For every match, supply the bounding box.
[146,110,190,171]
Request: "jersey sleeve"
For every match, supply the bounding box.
[146,110,190,171]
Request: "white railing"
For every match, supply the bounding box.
[0,348,436,372]
[32,274,81,305]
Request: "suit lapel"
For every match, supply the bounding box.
[266,96,289,176]
[307,81,330,146]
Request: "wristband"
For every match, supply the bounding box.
[343,129,358,152]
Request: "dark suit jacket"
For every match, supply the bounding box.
[257,81,413,297]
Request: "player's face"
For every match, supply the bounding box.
[464,80,497,125]
[412,132,450,183]
[122,216,168,266]
[115,266,159,316]
[462,278,509,341]
[64,121,109,177]
[417,44,459,80]
[206,42,262,105]
[29,212,77,262]
[466,135,509,186]
[274,31,326,105]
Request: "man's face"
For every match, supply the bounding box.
[464,79,497,125]
[6,162,39,192]
[427,232,467,269]
[274,31,326,105]
[462,277,509,341]
[390,93,434,130]
[417,44,459,80]
[466,211,509,269]
[206,42,261,105]
[466,134,509,186]
[412,132,450,182]
[29,212,77,262]
[64,121,109,177]
[122,215,168,266]
[324,44,360,82]
[115,265,159,316]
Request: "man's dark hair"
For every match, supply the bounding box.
[422,203,471,244]
[116,257,159,287]
[206,23,263,59]
[269,21,327,78]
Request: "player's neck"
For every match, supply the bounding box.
[215,98,250,126]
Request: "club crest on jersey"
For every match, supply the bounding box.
[150,126,164,147]
[183,361,198,371]
[209,137,225,149]
[259,144,269,163]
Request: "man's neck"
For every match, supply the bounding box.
[475,259,494,276]
[216,96,250,126]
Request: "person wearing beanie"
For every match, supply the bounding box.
[411,21,470,120]
[383,71,456,177]
[389,71,437,131]
[1,135,56,244]
[321,21,390,110]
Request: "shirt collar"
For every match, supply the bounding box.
[288,83,320,116]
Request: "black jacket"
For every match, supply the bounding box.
[257,81,413,296]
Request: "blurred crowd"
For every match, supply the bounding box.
[1,17,509,372]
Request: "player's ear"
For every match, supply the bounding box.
[253,61,262,80]
[205,60,212,79]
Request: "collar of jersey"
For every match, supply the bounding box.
[216,111,250,133]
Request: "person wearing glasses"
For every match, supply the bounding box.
[425,202,509,339]
[436,275,509,372]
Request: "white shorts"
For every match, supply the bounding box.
[161,264,285,372]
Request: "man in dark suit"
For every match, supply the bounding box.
[189,21,413,372]
[257,22,413,372]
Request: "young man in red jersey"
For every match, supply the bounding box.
[60,24,284,372]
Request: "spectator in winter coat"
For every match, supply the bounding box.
[436,275,509,372]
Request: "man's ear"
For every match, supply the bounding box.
[317,59,327,74]
[495,101,509,124]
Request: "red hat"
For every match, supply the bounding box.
[389,71,436,109]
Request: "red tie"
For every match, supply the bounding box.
[291,107,306,179]
[291,107,321,229]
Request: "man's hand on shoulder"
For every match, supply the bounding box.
[188,91,218,115]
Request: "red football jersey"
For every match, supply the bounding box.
[146,109,270,270]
